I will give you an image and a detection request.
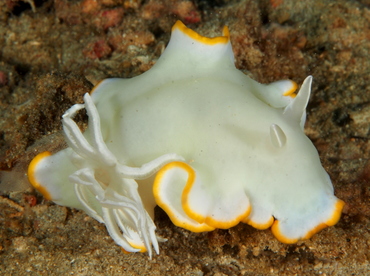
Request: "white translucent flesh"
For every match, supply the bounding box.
[254,79,297,108]
[32,18,341,249]
[153,164,215,232]
[91,72,339,241]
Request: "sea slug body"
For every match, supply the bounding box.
[28,21,344,257]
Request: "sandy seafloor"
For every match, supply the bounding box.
[0,0,369,275]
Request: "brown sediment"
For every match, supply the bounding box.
[0,0,369,275]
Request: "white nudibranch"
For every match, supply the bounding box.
[28,20,344,257]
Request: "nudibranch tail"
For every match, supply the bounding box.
[28,151,53,200]
[28,148,83,207]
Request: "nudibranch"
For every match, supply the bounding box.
[28,21,344,257]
